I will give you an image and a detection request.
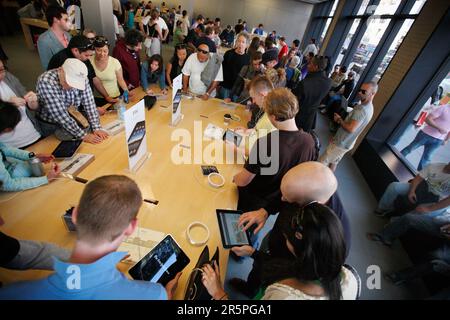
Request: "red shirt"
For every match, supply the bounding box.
[112,39,141,89]
[278,44,288,61]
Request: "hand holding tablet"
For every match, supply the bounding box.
[216,209,252,248]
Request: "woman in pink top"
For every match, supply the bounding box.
[401,104,450,170]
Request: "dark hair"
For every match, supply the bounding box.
[182,10,187,16]
[311,55,327,71]
[215,17,221,22]
[196,23,205,33]
[196,14,204,21]
[0,100,21,132]
[251,51,263,61]
[308,52,314,58]
[93,36,109,48]
[279,36,285,42]
[265,37,274,48]
[176,20,182,27]
[205,26,214,36]
[262,203,346,300]
[235,24,244,34]
[311,38,316,44]
[147,54,163,74]
[124,29,144,46]
[45,5,67,26]
[247,37,261,58]
[258,23,263,28]
[340,65,347,73]
[293,39,300,47]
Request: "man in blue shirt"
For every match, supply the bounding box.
[253,24,264,36]
[0,175,181,300]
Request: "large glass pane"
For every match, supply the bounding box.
[329,0,339,16]
[389,72,450,172]
[372,0,401,15]
[333,19,361,70]
[373,19,415,82]
[347,17,391,84]
[410,0,427,14]
[319,18,332,46]
[357,0,371,15]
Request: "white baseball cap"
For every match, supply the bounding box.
[62,58,88,90]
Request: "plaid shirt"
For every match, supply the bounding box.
[36,69,101,139]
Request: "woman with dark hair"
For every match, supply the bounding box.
[247,37,260,59]
[140,9,163,56]
[90,36,130,108]
[165,44,189,88]
[141,54,167,95]
[0,101,60,192]
[200,203,358,300]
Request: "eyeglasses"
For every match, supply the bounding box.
[290,201,317,233]
[358,89,367,94]
[197,48,209,54]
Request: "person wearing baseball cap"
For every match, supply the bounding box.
[47,35,114,112]
[35,58,109,144]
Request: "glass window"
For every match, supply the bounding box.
[329,0,339,16]
[372,0,402,15]
[357,0,371,15]
[346,17,391,84]
[373,19,415,82]
[389,71,450,172]
[410,0,426,14]
[333,19,361,69]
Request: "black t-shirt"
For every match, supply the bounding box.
[184,29,199,46]
[0,231,20,266]
[222,49,250,89]
[47,48,96,90]
[169,56,185,81]
[243,129,316,203]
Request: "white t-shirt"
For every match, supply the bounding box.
[303,43,318,56]
[0,82,41,148]
[113,14,120,40]
[182,53,223,95]
[419,163,450,200]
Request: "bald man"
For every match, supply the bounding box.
[230,161,351,297]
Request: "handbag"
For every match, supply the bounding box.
[67,105,89,129]
[144,95,157,110]
[144,37,153,49]
[183,245,219,300]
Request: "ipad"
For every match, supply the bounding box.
[52,140,83,159]
[201,165,218,176]
[128,234,190,286]
[216,209,252,248]
[223,129,243,146]
[127,121,146,157]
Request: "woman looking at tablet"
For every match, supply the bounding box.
[0,101,60,191]
[201,203,358,300]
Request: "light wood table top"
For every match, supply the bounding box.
[0,87,251,299]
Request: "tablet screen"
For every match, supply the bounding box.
[223,129,243,146]
[216,209,251,248]
[128,234,190,286]
[52,140,82,158]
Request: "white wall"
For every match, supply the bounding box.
[131,0,314,43]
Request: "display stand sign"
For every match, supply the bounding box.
[171,74,183,126]
[124,99,150,172]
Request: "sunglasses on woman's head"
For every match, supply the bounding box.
[290,201,318,233]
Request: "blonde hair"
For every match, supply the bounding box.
[264,88,299,121]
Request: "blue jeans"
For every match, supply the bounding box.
[378,213,450,244]
[218,87,232,100]
[377,182,410,212]
[401,130,442,171]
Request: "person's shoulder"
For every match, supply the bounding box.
[38,69,58,85]
[37,29,52,42]
[110,56,122,67]
[112,278,167,300]
[0,277,52,300]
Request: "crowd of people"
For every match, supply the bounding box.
[0,0,448,300]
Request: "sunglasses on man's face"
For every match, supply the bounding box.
[197,48,209,54]
[358,89,367,94]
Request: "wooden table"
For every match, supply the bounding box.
[20,18,49,50]
[0,87,251,300]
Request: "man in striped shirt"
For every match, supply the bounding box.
[36,58,108,144]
